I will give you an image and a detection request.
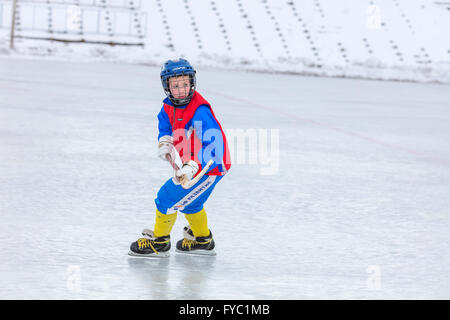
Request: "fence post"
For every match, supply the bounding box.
[10,0,18,49]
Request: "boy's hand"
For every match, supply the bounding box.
[176,160,199,184]
[158,135,173,161]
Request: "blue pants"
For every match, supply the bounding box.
[155,175,223,214]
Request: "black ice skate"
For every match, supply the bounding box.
[128,229,171,258]
[176,226,216,255]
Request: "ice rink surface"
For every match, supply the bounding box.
[0,57,449,299]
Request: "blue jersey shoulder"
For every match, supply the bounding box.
[157,105,172,140]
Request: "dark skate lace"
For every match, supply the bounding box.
[181,237,212,250]
[137,238,169,254]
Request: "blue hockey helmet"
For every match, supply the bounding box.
[160,58,196,106]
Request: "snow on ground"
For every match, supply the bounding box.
[0,57,449,299]
[1,0,450,83]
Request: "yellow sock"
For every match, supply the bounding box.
[184,208,210,237]
[154,210,177,237]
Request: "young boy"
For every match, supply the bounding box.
[128,58,231,257]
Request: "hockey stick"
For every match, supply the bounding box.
[180,159,214,189]
[166,152,214,189]
[165,148,183,171]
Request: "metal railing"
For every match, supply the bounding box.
[2,0,146,48]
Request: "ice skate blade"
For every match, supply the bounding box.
[175,249,216,256]
[128,250,170,258]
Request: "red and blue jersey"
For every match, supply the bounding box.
[157,91,231,176]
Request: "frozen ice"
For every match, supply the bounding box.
[0,57,449,299]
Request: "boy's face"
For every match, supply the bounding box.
[168,75,191,100]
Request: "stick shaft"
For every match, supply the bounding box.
[165,147,214,189]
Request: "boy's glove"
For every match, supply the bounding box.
[158,135,173,161]
[175,160,199,185]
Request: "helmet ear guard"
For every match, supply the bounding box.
[160,59,196,106]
